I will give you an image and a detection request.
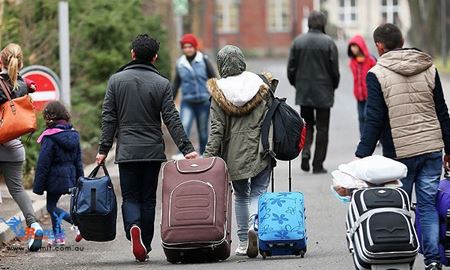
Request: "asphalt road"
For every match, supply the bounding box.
[0,53,433,270]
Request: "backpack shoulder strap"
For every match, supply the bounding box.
[0,77,12,101]
[260,96,280,160]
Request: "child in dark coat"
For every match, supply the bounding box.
[33,101,83,246]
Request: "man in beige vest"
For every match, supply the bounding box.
[355,23,450,270]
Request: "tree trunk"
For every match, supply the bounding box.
[408,0,441,56]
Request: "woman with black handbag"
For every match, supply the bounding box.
[0,43,43,251]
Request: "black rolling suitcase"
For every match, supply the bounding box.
[346,187,418,270]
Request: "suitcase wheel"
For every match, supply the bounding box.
[294,249,306,258]
[299,250,305,258]
[261,251,270,260]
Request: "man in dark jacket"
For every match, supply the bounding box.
[96,34,198,262]
[287,11,340,174]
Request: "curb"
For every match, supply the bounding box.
[0,145,116,245]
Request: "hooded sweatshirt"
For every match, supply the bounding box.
[348,35,377,101]
[356,49,450,159]
[33,123,84,195]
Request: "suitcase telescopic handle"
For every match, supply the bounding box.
[271,160,292,192]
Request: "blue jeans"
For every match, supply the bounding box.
[119,162,161,251]
[232,167,271,242]
[46,193,73,238]
[357,100,366,138]
[180,100,210,154]
[398,151,442,265]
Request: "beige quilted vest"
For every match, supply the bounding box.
[370,49,443,159]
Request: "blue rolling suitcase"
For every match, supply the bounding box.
[257,161,307,259]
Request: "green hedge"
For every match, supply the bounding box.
[1,0,170,183]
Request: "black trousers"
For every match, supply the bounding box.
[300,106,330,169]
[118,161,162,251]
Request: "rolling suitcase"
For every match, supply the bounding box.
[160,157,232,263]
[415,175,450,266]
[257,161,307,259]
[346,187,418,270]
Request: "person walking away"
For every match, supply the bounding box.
[96,34,198,262]
[287,11,340,174]
[355,23,450,270]
[204,45,275,258]
[0,43,43,251]
[33,101,83,246]
[172,33,216,159]
[347,35,376,137]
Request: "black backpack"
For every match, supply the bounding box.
[259,74,306,162]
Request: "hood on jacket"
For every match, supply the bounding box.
[207,71,272,117]
[41,124,80,151]
[217,45,246,78]
[377,49,433,76]
[348,35,371,58]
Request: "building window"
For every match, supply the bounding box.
[338,0,357,25]
[381,0,400,26]
[216,0,239,33]
[267,0,291,32]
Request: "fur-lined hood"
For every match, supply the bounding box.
[207,71,273,116]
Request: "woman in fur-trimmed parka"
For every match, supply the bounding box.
[204,45,277,258]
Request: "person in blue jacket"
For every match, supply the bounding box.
[172,33,216,158]
[33,101,84,246]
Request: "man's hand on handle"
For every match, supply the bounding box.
[444,154,450,172]
[184,151,199,160]
[96,153,107,165]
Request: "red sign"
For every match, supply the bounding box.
[21,66,61,111]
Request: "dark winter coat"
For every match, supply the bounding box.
[99,60,195,162]
[33,124,84,195]
[287,29,340,108]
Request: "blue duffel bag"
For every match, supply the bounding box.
[70,164,117,241]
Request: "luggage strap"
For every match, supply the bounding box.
[258,73,278,161]
[348,208,411,238]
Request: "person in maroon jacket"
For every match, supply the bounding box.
[347,35,377,137]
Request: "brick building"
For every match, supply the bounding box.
[194,0,314,56]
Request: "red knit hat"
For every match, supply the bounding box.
[180,33,198,49]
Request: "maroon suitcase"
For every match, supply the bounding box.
[161,157,232,263]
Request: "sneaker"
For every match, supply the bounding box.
[73,226,83,242]
[301,158,310,172]
[28,222,43,252]
[70,225,83,242]
[425,262,442,270]
[247,227,258,258]
[235,241,247,256]
[130,225,147,262]
[135,254,150,263]
[55,236,66,246]
[171,153,185,161]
